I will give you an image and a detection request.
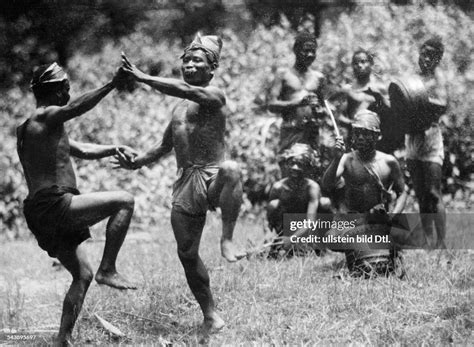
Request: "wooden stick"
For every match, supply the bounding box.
[324,100,340,137]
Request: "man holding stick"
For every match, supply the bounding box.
[17,62,137,345]
[322,110,407,276]
[116,34,245,332]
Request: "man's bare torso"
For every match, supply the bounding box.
[273,178,314,213]
[345,81,386,119]
[171,99,226,168]
[18,114,76,198]
[342,151,392,212]
[278,68,324,151]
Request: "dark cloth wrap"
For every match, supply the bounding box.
[23,186,90,258]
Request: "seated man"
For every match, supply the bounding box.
[17,63,137,345]
[322,110,408,277]
[266,143,331,257]
[115,34,245,332]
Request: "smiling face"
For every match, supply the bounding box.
[352,52,372,80]
[181,49,214,85]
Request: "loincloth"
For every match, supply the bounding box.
[405,124,444,166]
[172,165,219,217]
[23,185,90,258]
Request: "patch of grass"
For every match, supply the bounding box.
[0,215,472,345]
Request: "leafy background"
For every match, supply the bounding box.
[0,0,473,238]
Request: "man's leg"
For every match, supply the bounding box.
[407,159,431,247]
[170,209,225,332]
[208,160,246,262]
[66,191,136,289]
[423,161,446,248]
[56,244,94,345]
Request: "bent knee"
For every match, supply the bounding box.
[117,191,135,210]
[219,160,241,182]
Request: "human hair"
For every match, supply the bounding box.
[352,49,374,65]
[293,32,317,52]
[421,36,444,59]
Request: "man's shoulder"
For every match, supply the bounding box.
[376,150,398,164]
[309,68,325,79]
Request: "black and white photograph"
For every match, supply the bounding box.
[0,0,473,345]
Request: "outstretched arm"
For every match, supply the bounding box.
[121,54,225,108]
[70,139,137,160]
[37,70,125,128]
[116,122,174,170]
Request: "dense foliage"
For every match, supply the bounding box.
[1,3,472,237]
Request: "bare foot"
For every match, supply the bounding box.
[203,312,225,334]
[54,335,72,347]
[221,239,246,262]
[95,270,137,290]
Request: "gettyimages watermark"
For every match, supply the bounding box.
[283,213,474,250]
[0,330,51,345]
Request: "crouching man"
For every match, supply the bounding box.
[322,110,408,277]
[266,143,331,257]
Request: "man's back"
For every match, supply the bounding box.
[17,113,76,198]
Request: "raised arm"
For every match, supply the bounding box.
[37,69,126,128]
[121,54,225,108]
[322,136,347,192]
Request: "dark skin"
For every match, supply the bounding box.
[267,159,322,237]
[116,50,245,332]
[323,131,407,214]
[336,52,389,127]
[18,70,137,346]
[267,41,326,153]
[407,44,447,248]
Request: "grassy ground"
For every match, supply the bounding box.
[0,214,472,345]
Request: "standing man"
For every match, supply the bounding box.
[337,49,388,130]
[266,32,326,168]
[116,34,245,332]
[322,111,407,276]
[405,37,448,249]
[17,62,137,345]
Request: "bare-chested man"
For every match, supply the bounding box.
[405,37,447,249]
[266,143,330,256]
[116,35,245,332]
[17,63,137,345]
[266,32,326,160]
[323,110,408,276]
[335,49,390,148]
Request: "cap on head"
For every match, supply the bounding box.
[352,110,380,132]
[421,36,444,58]
[181,33,223,68]
[293,32,317,52]
[282,143,320,169]
[31,62,68,89]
